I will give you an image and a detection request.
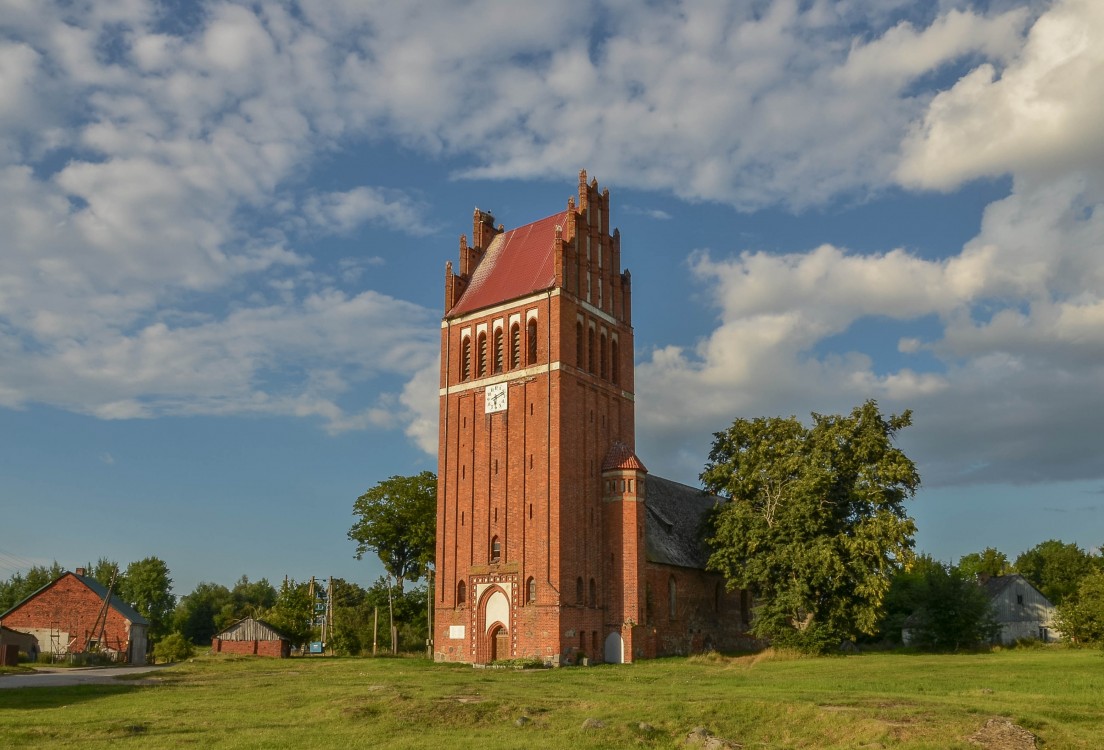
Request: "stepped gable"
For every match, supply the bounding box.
[447,210,569,317]
[644,475,723,569]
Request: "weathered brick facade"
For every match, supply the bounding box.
[0,571,149,664]
[435,172,751,665]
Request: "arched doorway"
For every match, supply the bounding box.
[489,624,509,662]
[604,632,624,664]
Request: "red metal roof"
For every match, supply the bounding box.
[447,210,569,317]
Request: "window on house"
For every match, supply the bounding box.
[526,576,535,604]
[589,578,596,607]
[527,319,538,364]
[493,327,504,373]
[600,332,607,378]
[576,577,584,605]
[611,339,619,384]
[477,332,487,377]
[461,336,471,380]
[1017,593,1024,605]
[668,576,677,620]
[490,536,501,563]
[588,327,596,373]
[457,580,466,605]
[510,323,521,369]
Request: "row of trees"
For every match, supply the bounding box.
[702,400,1104,653]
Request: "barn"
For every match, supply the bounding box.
[0,568,149,664]
[212,618,291,658]
[981,574,1059,644]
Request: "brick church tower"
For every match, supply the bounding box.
[434,171,752,665]
[434,170,651,664]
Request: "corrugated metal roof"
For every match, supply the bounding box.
[644,475,723,569]
[447,211,568,317]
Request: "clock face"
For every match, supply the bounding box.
[485,383,507,413]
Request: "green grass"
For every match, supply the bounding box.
[1,648,1101,748]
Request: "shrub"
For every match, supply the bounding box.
[153,633,196,663]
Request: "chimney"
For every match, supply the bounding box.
[75,567,86,576]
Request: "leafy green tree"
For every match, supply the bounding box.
[873,554,945,643]
[703,401,919,653]
[173,582,233,645]
[230,576,277,619]
[1055,570,1104,645]
[1014,540,1095,605]
[904,560,1000,650]
[957,547,1012,579]
[349,471,437,593]
[85,558,122,587]
[117,557,176,642]
[262,578,312,647]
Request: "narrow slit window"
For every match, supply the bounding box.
[510,323,521,369]
[493,327,504,373]
[527,319,538,364]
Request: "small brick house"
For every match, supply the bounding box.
[434,171,753,665]
[212,618,291,658]
[0,569,149,664]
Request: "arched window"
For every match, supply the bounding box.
[526,577,535,604]
[576,577,584,605]
[461,336,471,381]
[588,326,596,373]
[510,323,521,369]
[668,576,677,620]
[588,578,596,607]
[576,320,584,367]
[600,332,607,379]
[477,332,487,377]
[490,536,501,563]
[493,327,504,373]
[527,319,538,365]
[611,339,619,385]
[457,580,466,605]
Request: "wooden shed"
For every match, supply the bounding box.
[212,618,291,658]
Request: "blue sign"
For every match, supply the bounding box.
[309,641,323,654]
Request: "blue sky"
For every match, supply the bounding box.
[1,0,1102,597]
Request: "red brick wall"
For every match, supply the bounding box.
[2,574,136,658]
[211,638,288,658]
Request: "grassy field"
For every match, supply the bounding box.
[1,648,1101,749]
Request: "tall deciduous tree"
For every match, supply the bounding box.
[118,557,175,642]
[902,559,1000,650]
[1056,570,1104,644]
[957,547,1012,579]
[703,400,919,653]
[348,471,437,594]
[1014,540,1095,605]
[172,582,232,645]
